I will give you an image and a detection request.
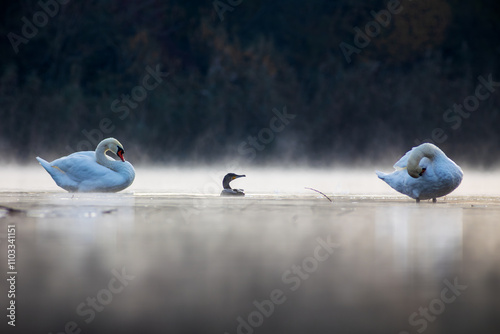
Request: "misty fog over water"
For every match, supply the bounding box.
[2,166,500,197]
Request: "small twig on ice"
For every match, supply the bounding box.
[305,187,332,202]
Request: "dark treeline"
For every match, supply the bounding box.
[1,0,499,166]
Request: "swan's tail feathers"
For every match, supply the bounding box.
[36,157,65,175]
[36,157,50,169]
[375,171,387,180]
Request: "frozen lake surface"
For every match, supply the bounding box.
[1,167,499,333]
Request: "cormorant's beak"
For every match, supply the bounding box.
[232,174,246,180]
[117,147,125,162]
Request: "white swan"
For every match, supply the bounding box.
[376,143,463,202]
[36,138,135,192]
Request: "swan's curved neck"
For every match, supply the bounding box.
[407,143,441,176]
[95,145,119,170]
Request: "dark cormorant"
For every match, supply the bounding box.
[220,173,246,196]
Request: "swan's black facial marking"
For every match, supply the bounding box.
[419,167,426,176]
[116,146,125,162]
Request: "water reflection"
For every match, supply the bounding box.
[0,188,498,333]
[375,205,463,276]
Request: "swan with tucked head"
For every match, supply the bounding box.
[376,143,463,202]
[36,137,135,192]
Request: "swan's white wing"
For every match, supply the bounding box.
[49,152,109,180]
[393,147,414,169]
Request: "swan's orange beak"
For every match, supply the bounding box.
[117,147,125,162]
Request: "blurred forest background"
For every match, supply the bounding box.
[0,0,499,166]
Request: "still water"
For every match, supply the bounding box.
[1,167,499,333]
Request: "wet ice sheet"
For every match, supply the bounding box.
[1,189,499,334]
[1,167,500,333]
